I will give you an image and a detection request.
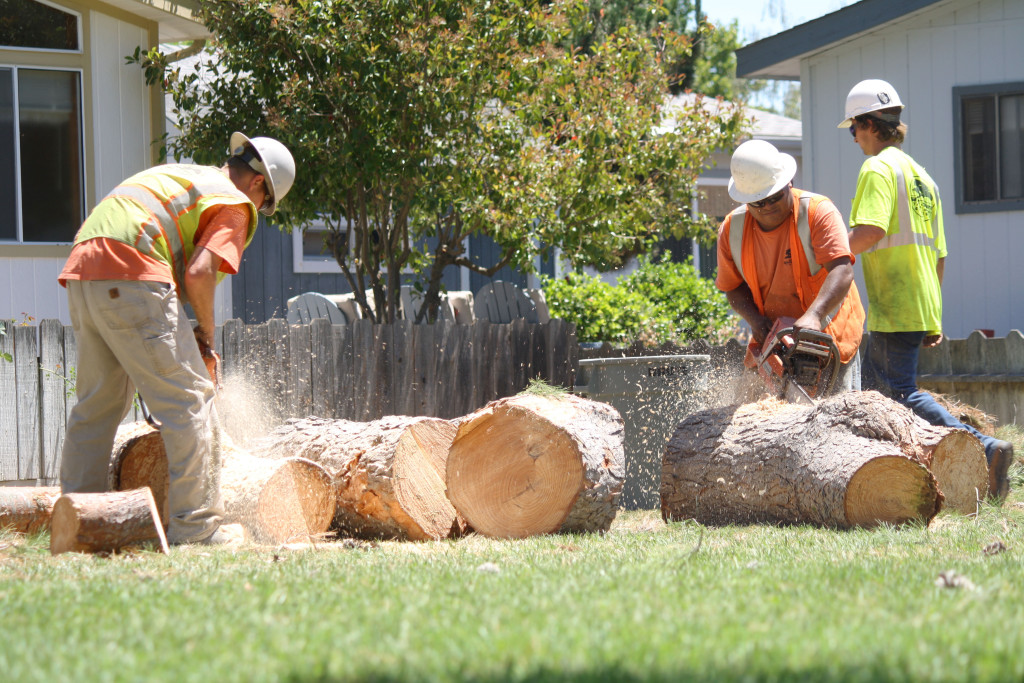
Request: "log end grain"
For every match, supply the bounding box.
[391,418,461,540]
[116,428,169,521]
[254,457,335,544]
[845,456,941,528]
[929,430,988,515]
[447,399,586,539]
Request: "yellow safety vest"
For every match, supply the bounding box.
[74,165,258,301]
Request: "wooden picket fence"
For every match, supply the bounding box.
[0,318,577,485]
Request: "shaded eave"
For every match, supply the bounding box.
[104,0,210,42]
[736,0,951,80]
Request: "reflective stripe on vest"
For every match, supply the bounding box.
[729,194,817,285]
[866,158,940,253]
[99,174,246,290]
[728,193,838,326]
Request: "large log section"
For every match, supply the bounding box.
[446,393,625,538]
[661,391,986,528]
[110,423,334,544]
[250,416,461,541]
[50,488,168,555]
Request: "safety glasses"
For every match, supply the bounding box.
[748,188,786,209]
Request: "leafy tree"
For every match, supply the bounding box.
[137,0,743,322]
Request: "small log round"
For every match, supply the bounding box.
[111,423,334,544]
[0,486,62,534]
[50,488,168,555]
[446,393,625,539]
[251,416,461,541]
[912,427,988,515]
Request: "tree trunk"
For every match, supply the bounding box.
[0,486,62,534]
[661,391,947,529]
[446,393,625,538]
[50,488,168,555]
[249,415,461,541]
[110,423,335,544]
[912,426,988,515]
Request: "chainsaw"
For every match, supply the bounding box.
[754,317,839,406]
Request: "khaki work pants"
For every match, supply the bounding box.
[60,280,224,544]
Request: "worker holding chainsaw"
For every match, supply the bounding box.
[716,140,866,400]
[841,78,1013,498]
[57,133,295,545]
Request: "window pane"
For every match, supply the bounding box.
[962,96,997,202]
[0,0,78,50]
[0,68,16,240]
[999,94,1024,200]
[19,69,83,242]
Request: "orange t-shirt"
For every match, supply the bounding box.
[59,204,252,286]
[715,194,851,322]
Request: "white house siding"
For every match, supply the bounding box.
[801,0,1024,338]
[0,7,154,325]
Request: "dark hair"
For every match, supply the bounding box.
[856,107,907,144]
[226,156,253,174]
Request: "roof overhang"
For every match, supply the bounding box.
[103,0,209,42]
[736,0,950,80]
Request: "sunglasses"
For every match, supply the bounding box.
[748,188,786,209]
[849,122,858,138]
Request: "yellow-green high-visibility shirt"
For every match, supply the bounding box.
[850,146,947,335]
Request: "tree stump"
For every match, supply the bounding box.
[0,486,63,534]
[50,488,168,555]
[446,393,625,538]
[110,423,334,544]
[661,392,947,529]
[250,416,461,541]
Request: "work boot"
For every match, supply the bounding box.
[987,440,1014,500]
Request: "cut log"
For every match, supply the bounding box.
[110,423,334,544]
[250,416,461,541]
[911,426,988,515]
[50,488,168,555]
[0,486,62,534]
[661,391,945,529]
[446,393,625,538]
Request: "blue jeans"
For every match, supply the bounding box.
[862,331,999,463]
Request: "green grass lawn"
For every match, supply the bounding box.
[3,431,1023,683]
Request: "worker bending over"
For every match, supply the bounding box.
[58,133,295,544]
[717,140,866,396]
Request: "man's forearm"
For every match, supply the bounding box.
[848,224,886,255]
[184,247,223,351]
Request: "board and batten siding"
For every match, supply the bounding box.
[0,8,154,326]
[800,0,1024,338]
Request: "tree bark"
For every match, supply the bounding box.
[110,423,335,544]
[661,391,949,529]
[0,486,62,534]
[50,488,168,555]
[249,415,462,541]
[446,393,625,538]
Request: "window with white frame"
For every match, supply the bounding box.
[293,218,421,274]
[0,0,85,243]
[954,82,1024,214]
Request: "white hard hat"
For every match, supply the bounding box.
[837,79,904,128]
[229,132,296,216]
[727,140,797,204]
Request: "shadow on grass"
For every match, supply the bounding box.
[285,661,913,683]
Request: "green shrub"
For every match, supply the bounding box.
[542,255,736,345]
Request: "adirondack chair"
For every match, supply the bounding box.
[285,292,348,325]
[473,281,539,324]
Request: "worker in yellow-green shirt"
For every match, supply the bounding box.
[840,78,1012,500]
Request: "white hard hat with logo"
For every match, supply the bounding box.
[837,79,904,128]
[727,140,797,204]
[229,132,296,216]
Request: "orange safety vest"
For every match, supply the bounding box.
[728,189,865,365]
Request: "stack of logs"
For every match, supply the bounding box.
[0,388,998,553]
